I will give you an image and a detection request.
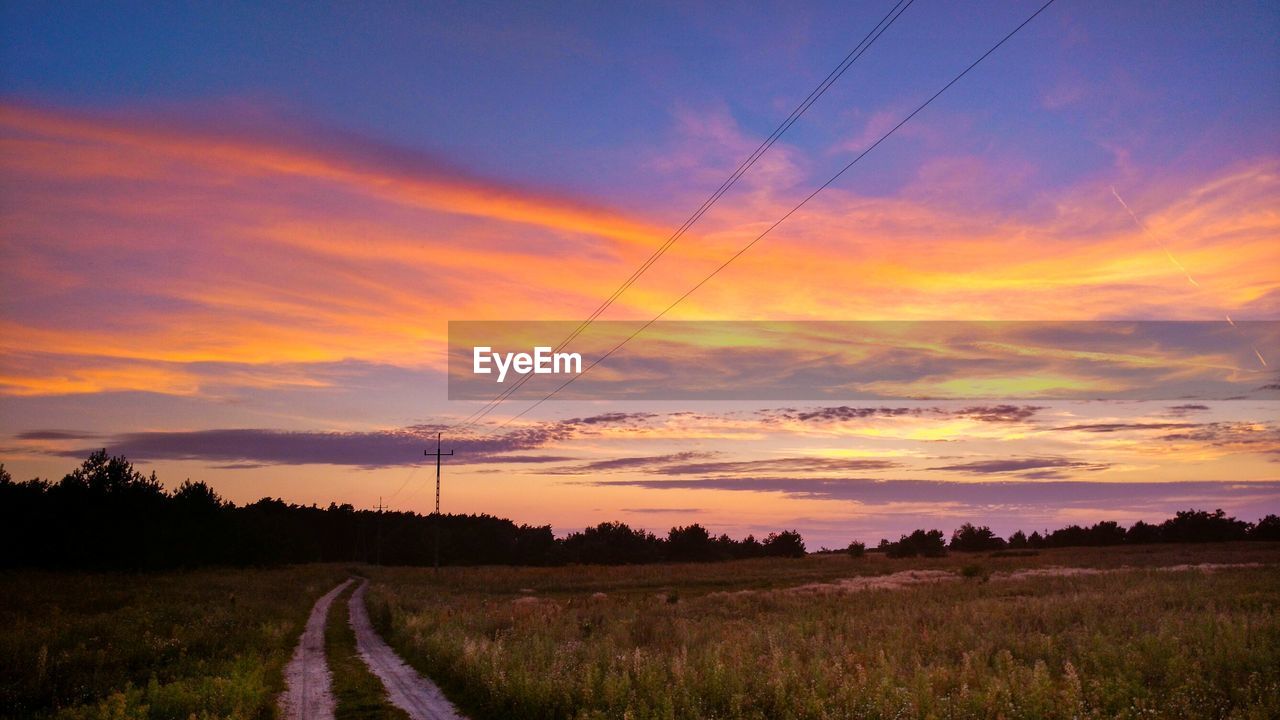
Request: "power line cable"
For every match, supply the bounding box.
[452,0,915,431]
[481,0,1060,433]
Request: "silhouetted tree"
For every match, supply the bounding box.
[884,529,947,558]
[563,522,661,564]
[50,450,168,568]
[1251,514,1280,541]
[1159,509,1249,543]
[762,530,806,558]
[1045,524,1090,547]
[666,524,719,562]
[512,524,559,565]
[713,533,738,559]
[1126,520,1162,544]
[950,523,1005,552]
[1088,520,1127,546]
[736,534,766,559]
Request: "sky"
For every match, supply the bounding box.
[1,0,1278,548]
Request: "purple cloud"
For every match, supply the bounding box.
[931,457,1109,475]
[37,424,578,469]
[763,404,1043,424]
[557,451,716,473]
[15,430,101,440]
[551,453,900,476]
[1052,422,1196,433]
[582,476,1280,511]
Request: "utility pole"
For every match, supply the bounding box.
[425,432,453,571]
[375,497,385,566]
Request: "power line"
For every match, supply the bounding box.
[383,464,419,504]
[481,0,1061,433]
[452,0,916,431]
[454,0,911,429]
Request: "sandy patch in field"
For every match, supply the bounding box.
[737,562,1274,597]
[791,570,958,594]
[997,562,1265,581]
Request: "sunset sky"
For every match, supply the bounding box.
[2,1,1277,547]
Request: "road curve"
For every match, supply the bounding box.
[348,580,468,720]
[280,578,354,720]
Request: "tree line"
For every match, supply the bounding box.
[0,452,804,570]
[861,512,1280,558]
[3,452,1276,570]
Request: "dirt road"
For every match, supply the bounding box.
[348,580,468,720]
[279,578,354,720]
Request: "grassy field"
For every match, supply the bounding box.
[0,565,350,720]
[365,544,1280,720]
[2,546,1277,719]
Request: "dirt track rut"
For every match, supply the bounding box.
[348,580,468,720]
[279,578,353,720]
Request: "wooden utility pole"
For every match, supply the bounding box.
[425,432,453,571]
[375,497,385,566]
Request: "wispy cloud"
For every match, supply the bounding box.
[765,405,1045,424]
[582,476,1280,510]
[3,104,1278,400]
[552,451,716,474]
[26,425,578,469]
[930,457,1109,475]
[553,453,900,476]
[1052,422,1197,433]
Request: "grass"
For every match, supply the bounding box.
[325,582,407,720]
[0,564,350,720]
[365,544,1280,720]
[2,546,1277,719]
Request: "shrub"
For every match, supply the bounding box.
[884,529,947,558]
[1159,509,1250,543]
[1252,514,1280,541]
[762,530,806,558]
[1126,520,1162,544]
[666,524,719,562]
[950,523,1006,552]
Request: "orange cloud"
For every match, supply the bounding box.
[0,105,668,246]
[2,103,1277,397]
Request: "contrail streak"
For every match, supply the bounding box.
[1111,186,1199,287]
[1111,186,1267,371]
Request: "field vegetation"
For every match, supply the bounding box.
[0,565,348,719]
[366,544,1280,720]
[2,513,1277,720]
